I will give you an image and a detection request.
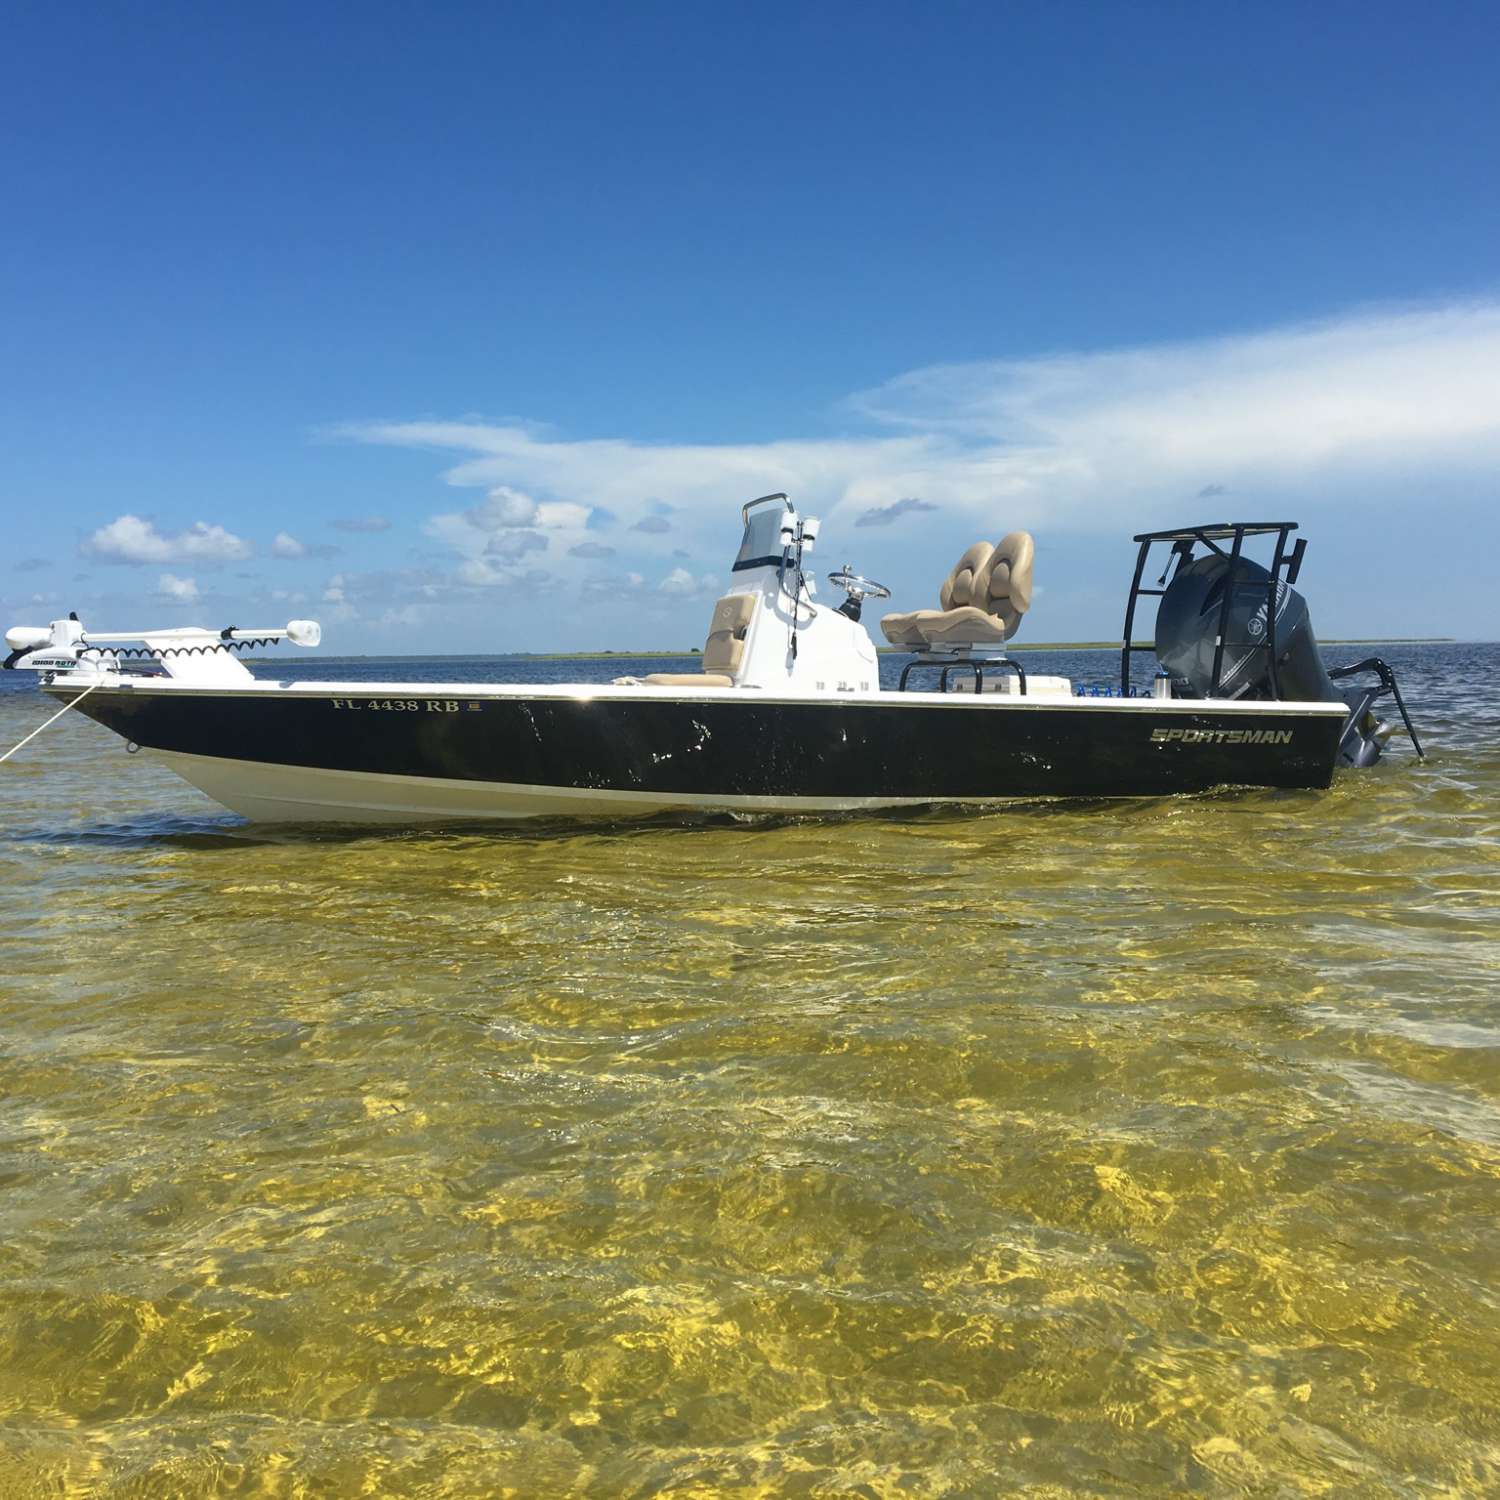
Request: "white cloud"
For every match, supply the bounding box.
[155,572,199,603]
[378,604,429,630]
[457,556,550,589]
[848,303,1500,471]
[658,567,718,597]
[346,301,1500,542]
[425,484,593,574]
[851,307,1500,522]
[350,419,923,534]
[484,530,547,560]
[338,299,1500,639]
[313,569,446,624]
[84,515,253,565]
[270,531,306,558]
[536,501,591,530]
[425,511,487,557]
[319,573,358,623]
[455,558,497,587]
[466,486,538,530]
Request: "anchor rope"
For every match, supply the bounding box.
[0,678,107,765]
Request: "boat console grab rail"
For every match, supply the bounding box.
[741,492,791,523]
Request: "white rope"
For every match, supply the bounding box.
[0,678,107,765]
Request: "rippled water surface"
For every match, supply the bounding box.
[2,645,1497,1497]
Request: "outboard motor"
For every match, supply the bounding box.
[1156,554,1335,703]
[1155,553,1421,767]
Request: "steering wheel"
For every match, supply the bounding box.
[826,566,891,602]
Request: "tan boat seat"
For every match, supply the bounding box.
[629,592,757,687]
[630,673,734,687]
[880,531,1034,648]
[880,542,992,646]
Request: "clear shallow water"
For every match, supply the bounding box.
[1,645,1497,1497]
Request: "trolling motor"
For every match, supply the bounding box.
[1124,523,1424,768]
[1,613,325,765]
[4,614,321,681]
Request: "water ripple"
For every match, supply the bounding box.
[1,644,1498,1495]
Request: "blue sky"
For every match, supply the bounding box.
[3,1,1498,650]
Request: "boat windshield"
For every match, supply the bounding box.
[733,507,789,572]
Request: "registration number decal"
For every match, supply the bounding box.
[329,699,484,712]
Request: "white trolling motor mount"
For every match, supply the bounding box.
[4,613,322,685]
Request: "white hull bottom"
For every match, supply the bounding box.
[152,749,945,824]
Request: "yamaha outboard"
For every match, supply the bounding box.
[1123,523,1424,769]
[1156,553,1337,705]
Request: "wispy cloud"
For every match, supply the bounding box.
[855,496,938,528]
[849,301,1500,489]
[340,419,930,534]
[268,534,341,562]
[346,301,1500,555]
[331,300,1500,639]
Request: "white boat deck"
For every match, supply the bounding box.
[48,674,1352,717]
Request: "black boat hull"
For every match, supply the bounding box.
[50,683,1350,822]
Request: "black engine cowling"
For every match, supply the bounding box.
[1156,554,1337,702]
[1155,554,1388,766]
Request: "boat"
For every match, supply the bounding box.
[3,496,1422,823]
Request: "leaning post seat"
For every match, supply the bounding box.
[880,531,1035,649]
[619,593,758,687]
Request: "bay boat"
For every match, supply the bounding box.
[4,496,1421,824]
